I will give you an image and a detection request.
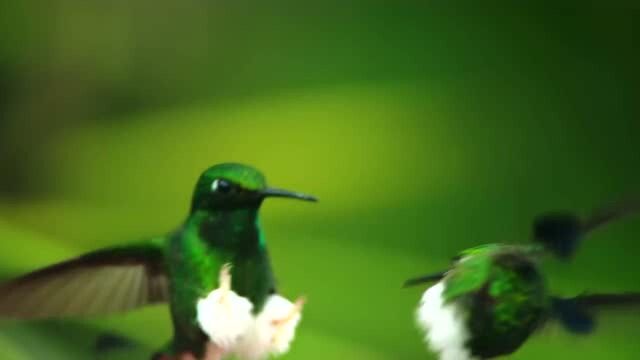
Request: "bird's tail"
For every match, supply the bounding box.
[551,292,640,334]
[402,271,447,288]
[533,197,640,259]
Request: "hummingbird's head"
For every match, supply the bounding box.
[191,163,317,211]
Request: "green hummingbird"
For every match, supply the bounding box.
[404,200,640,360]
[0,163,317,360]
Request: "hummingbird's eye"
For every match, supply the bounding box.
[211,179,233,194]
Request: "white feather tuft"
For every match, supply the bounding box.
[234,295,303,360]
[195,265,303,359]
[416,282,477,360]
[196,287,254,351]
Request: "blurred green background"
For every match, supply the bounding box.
[1,2,639,359]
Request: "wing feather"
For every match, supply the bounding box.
[0,238,168,319]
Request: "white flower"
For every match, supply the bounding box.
[416,282,477,360]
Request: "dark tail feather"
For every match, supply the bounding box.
[533,198,640,259]
[403,271,447,288]
[552,292,640,334]
[95,332,138,354]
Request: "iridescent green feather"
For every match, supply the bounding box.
[443,244,499,302]
[194,163,267,196]
[165,213,225,354]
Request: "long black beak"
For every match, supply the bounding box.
[261,187,318,202]
[403,271,447,288]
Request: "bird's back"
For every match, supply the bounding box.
[454,248,550,358]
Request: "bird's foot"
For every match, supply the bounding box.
[152,343,224,360]
[151,352,197,360]
[202,342,225,360]
[178,352,197,360]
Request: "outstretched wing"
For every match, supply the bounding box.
[0,237,168,319]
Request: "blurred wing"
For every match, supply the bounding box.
[577,292,640,311]
[532,197,640,258]
[0,238,168,319]
[581,198,640,233]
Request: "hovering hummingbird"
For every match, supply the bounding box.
[0,163,317,360]
[404,200,640,360]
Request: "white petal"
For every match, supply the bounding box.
[416,282,477,360]
[235,294,303,360]
[197,288,254,350]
